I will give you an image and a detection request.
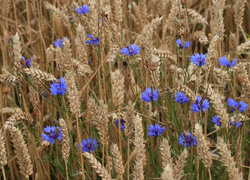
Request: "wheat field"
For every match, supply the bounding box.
[0,0,249,179]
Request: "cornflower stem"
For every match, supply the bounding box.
[102,141,105,166]
[204,111,207,137]
[118,105,123,180]
[2,167,6,180]
[118,106,122,156]
[76,116,85,180]
[127,138,130,180]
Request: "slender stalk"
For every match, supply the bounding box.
[208,168,212,180]
[76,116,85,180]
[196,146,199,180]
[127,138,130,180]
[2,167,6,180]
[65,161,69,180]
[204,111,207,137]
[118,106,122,155]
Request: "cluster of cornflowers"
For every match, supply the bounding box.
[210,98,247,128]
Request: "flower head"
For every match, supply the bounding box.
[120,44,141,56]
[230,120,242,128]
[212,115,221,126]
[21,56,31,67]
[50,77,67,96]
[86,34,99,46]
[176,39,190,49]
[141,87,159,102]
[191,96,210,113]
[219,57,237,68]
[148,124,166,137]
[175,91,188,104]
[54,39,64,48]
[114,119,126,131]
[179,132,197,147]
[75,4,89,14]
[79,138,99,152]
[239,101,248,112]
[227,98,238,112]
[190,53,206,67]
[42,126,62,144]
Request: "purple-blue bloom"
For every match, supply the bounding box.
[239,101,248,112]
[141,87,159,102]
[120,44,141,56]
[175,91,188,104]
[79,138,99,152]
[227,98,238,112]
[42,126,62,144]
[148,124,166,137]
[114,119,126,131]
[176,39,190,49]
[219,57,237,68]
[75,4,89,14]
[86,34,99,45]
[212,115,221,126]
[190,53,206,67]
[191,96,210,113]
[179,132,197,147]
[50,77,67,96]
[230,120,242,128]
[54,39,64,48]
[21,56,31,67]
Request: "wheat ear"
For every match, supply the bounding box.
[0,128,7,168]
[6,125,33,179]
[132,114,146,180]
[173,149,188,180]
[160,138,173,168]
[83,152,112,180]
[216,137,243,180]
[111,144,124,178]
[194,124,213,168]
[161,164,175,180]
[23,68,57,81]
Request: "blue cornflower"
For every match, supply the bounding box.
[148,124,166,137]
[120,44,141,56]
[190,53,207,67]
[175,91,188,104]
[212,115,221,126]
[78,138,99,152]
[230,120,242,128]
[54,39,64,48]
[219,57,237,68]
[239,101,248,112]
[75,4,89,14]
[191,96,210,113]
[141,87,159,102]
[179,132,197,147]
[176,39,190,49]
[114,119,126,131]
[227,98,238,112]
[86,34,99,45]
[21,56,31,67]
[50,77,67,96]
[42,126,62,144]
